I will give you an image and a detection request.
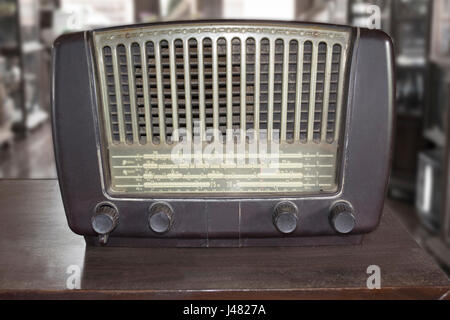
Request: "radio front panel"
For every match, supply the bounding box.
[52,21,394,247]
[93,24,350,196]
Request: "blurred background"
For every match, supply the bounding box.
[0,0,449,273]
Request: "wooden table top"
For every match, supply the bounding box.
[0,180,448,300]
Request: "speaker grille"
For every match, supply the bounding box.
[95,23,350,146]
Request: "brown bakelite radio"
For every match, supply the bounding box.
[52,21,394,247]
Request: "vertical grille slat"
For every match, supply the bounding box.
[240,37,247,138]
[332,44,344,143]
[117,44,133,144]
[189,39,200,138]
[268,39,275,141]
[155,41,166,143]
[321,43,334,142]
[245,38,256,134]
[130,43,146,144]
[226,38,233,136]
[259,38,270,133]
[111,45,126,143]
[231,38,241,132]
[169,39,179,142]
[140,42,152,142]
[198,38,206,140]
[174,39,187,135]
[95,26,349,146]
[307,42,318,142]
[100,46,116,143]
[146,41,160,143]
[281,39,289,141]
[254,38,261,138]
[183,39,193,136]
[273,39,284,140]
[287,40,298,142]
[294,40,303,142]
[203,38,214,137]
[313,42,327,142]
[212,38,220,139]
[160,41,173,142]
[126,44,139,143]
[217,38,227,136]
[300,41,312,142]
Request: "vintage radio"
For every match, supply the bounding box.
[52,21,394,247]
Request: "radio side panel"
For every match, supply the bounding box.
[52,32,102,236]
[342,28,395,233]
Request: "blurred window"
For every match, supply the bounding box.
[57,0,135,31]
[222,0,295,20]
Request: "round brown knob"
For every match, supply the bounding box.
[92,204,119,235]
[148,203,173,234]
[330,202,356,234]
[273,202,299,234]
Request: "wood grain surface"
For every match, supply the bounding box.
[0,180,448,299]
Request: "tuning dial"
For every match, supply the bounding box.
[273,202,299,234]
[92,204,119,244]
[148,203,173,234]
[330,202,356,234]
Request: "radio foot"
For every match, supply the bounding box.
[98,234,109,245]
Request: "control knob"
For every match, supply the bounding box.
[91,204,119,245]
[148,203,173,234]
[273,202,299,234]
[330,202,356,234]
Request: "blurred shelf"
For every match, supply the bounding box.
[426,237,450,273]
[424,127,446,147]
[12,106,48,133]
[389,174,416,203]
[0,126,14,148]
[386,199,450,275]
[22,41,44,54]
[0,45,19,56]
[430,55,450,69]
[397,55,427,68]
[396,107,423,118]
[390,174,416,189]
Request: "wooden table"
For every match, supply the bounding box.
[0,180,448,300]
